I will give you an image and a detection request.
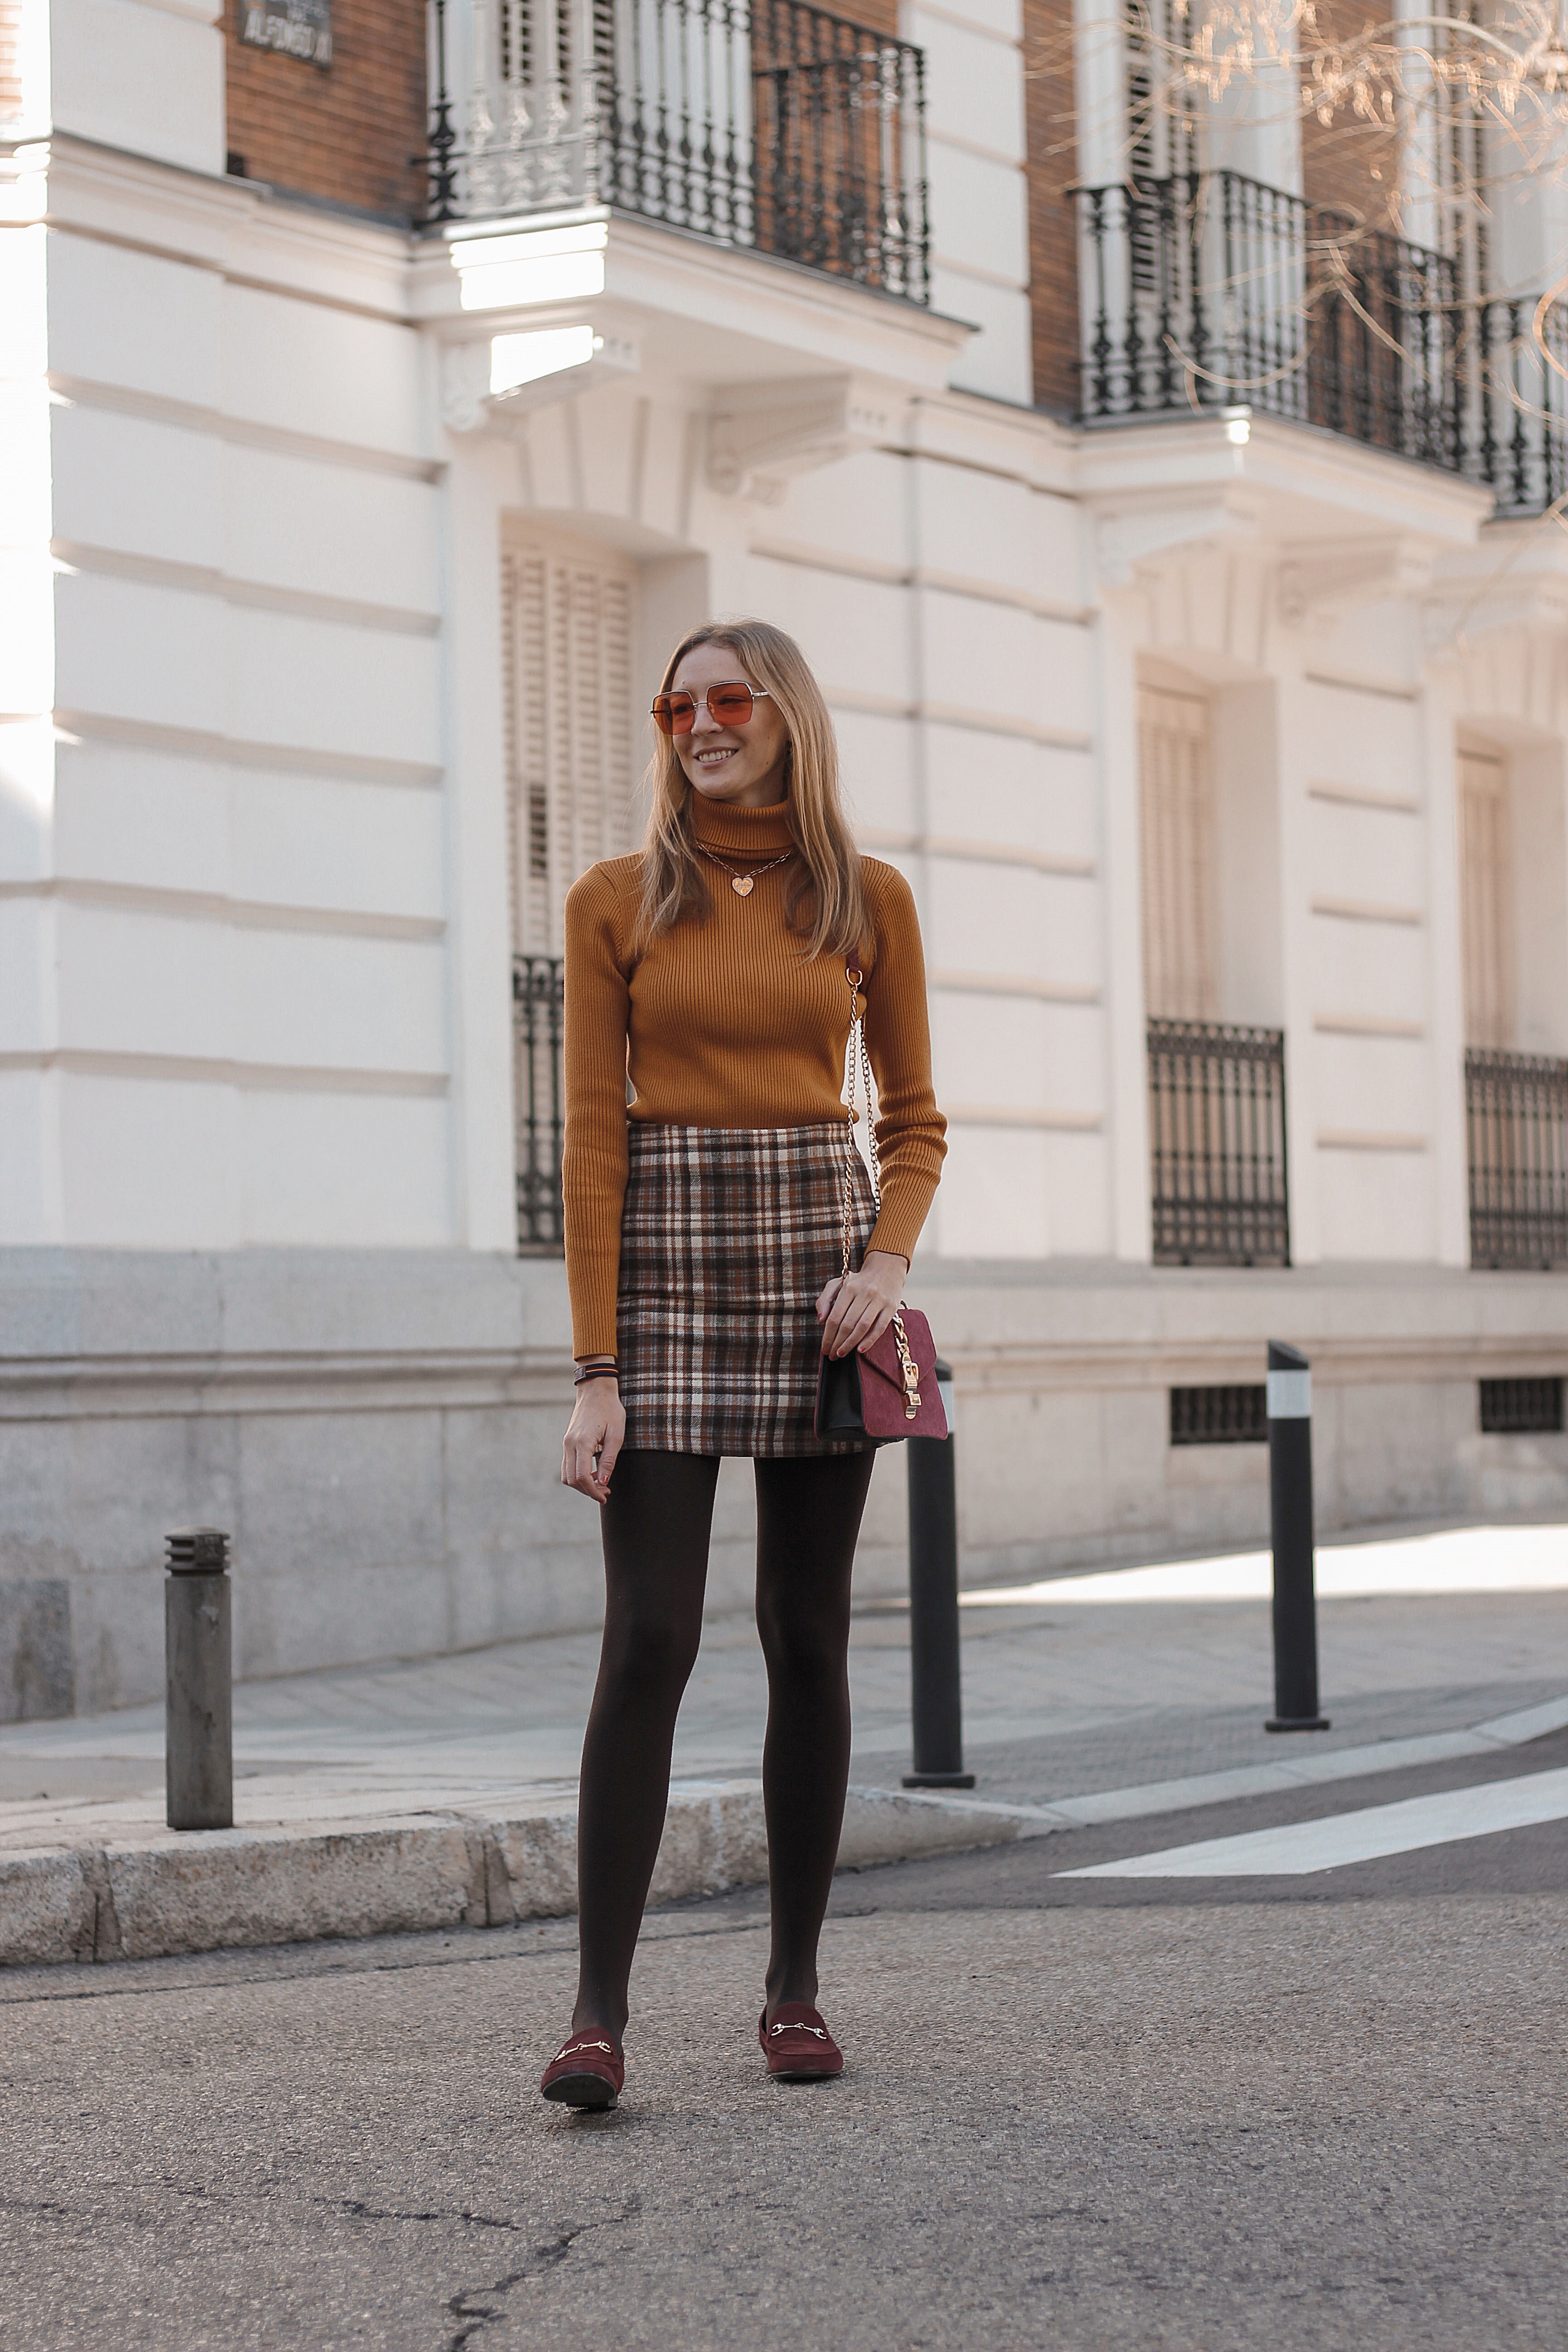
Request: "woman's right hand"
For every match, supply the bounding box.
[562,1378,626,1504]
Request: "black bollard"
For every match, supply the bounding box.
[166,1528,234,1829]
[1264,1344,1330,1733]
[902,1360,976,1789]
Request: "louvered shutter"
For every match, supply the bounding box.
[502,535,639,956]
[1138,683,1216,1021]
[1459,747,1511,1050]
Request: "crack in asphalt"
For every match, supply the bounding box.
[327,2198,524,2234]
[445,2201,642,2350]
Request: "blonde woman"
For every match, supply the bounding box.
[541,620,946,2110]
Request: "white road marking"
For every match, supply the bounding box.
[1058,1765,1568,1878]
[961,1523,1568,1607]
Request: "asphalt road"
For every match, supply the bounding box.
[3,1742,1566,2352]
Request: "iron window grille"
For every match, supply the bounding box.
[1170,1384,1269,1446]
[513,954,566,1251]
[1148,1019,1290,1268]
[1479,1377,1564,1435]
[426,0,929,305]
[1465,1049,1568,1269]
[1075,170,1568,519]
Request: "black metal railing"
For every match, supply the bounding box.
[1170,1383,1269,1445]
[1077,171,1568,516]
[1467,292,1568,517]
[1480,1375,1564,1433]
[1465,1047,1568,1268]
[1148,1018,1290,1267]
[426,0,928,304]
[514,953,566,1251]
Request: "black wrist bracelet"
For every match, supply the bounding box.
[573,1362,619,1386]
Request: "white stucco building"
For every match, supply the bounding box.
[3,0,1567,1717]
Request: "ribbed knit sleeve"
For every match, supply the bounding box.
[562,863,633,1357]
[560,810,946,1354]
[861,862,947,1267]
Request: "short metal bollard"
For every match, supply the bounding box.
[165,1527,234,1829]
[1264,1343,1330,1733]
[902,1359,976,1790]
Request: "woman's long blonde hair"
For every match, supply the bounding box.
[637,619,867,961]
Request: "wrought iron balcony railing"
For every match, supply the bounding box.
[1148,1018,1290,1268]
[1078,172,1568,517]
[514,953,566,1251]
[1465,1047,1568,1269]
[427,0,929,304]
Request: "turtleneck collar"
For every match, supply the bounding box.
[686,788,795,856]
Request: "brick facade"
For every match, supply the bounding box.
[1023,0,1078,415]
[1,0,22,118]
[224,0,428,224]
[1299,1,1397,230]
[849,0,901,36]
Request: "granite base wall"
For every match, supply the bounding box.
[3,1249,1566,1719]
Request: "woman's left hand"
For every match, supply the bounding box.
[816,1249,908,1359]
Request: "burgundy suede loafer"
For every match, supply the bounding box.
[540,2030,624,2110]
[759,2003,843,2080]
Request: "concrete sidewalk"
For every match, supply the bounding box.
[2,1518,1566,1966]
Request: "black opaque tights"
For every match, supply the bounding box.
[571,1446,876,2038]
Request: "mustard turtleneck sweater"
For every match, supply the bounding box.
[561,791,947,1357]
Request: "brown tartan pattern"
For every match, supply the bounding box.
[617,1123,877,1456]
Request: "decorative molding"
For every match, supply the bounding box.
[0,1347,574,1423]
[49,376,440,484]
[914,701,1093,750]
[1422,572,1568,664]
[1096,499,1258,591]
[0,1050,448,1096]
[1313,1013,1426,1039]
[1311,896,1423,927]
[750,538,1090,625]
[51,541,440,639]
[439,333,638,436]
[1278,536,1437,628]
[1303,668,1420,703]
[826,688,1093,750]
[7,1326,1564,1418]
[860,829,1096,878]
[53,709,443,789]
[0,878,444,945]
[1317,1129,1429,1151]
[1309,779,1421,814]
[707,375,902,501]
[1109,538,1274,671]
[1435,626,1568,736]
[931,969,1100,1004]
[942,1103,1104,1130]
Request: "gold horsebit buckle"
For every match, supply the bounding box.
[892,1310,921,1419]
[769,2020,829,2040]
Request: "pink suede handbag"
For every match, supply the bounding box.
[813,963,948,1445]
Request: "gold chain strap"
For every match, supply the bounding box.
[841,966,921,1418]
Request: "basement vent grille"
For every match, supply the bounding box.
[1170,1384,1268,1446]
[1479,1377,1564,1435]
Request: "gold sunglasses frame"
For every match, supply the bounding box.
[649,681,773,735]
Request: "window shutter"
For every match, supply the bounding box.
[502,537,638,956]
[1138,683,1216,1021]
[1458,747,1511,1050]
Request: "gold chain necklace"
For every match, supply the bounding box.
[695,841,795,898]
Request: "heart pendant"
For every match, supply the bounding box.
[731,874,755,896]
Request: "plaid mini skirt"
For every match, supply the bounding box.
[617,1122,877,1457]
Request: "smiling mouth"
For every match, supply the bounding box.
[695,746,738,765]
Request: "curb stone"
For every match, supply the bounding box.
[0,1782,1036,1968]
[15,1695,1562,1968]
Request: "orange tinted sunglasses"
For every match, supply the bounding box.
[650,681,772,736]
